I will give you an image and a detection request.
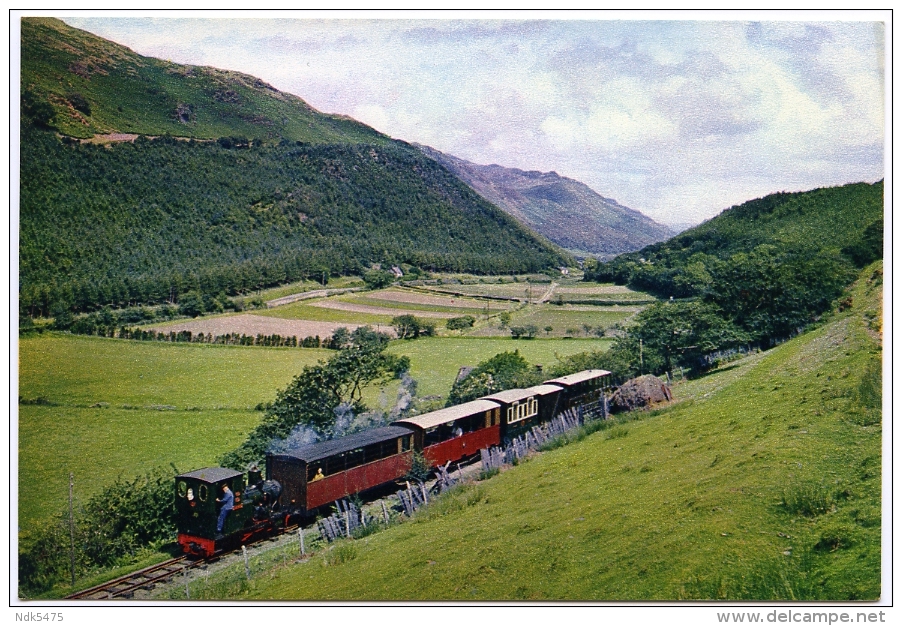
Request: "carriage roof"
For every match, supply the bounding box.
[483,384,563,404]
[269,425,414,464]
[544,369,611,387]
[392,399,500,430]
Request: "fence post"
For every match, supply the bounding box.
[184,567,190,599]
[242,545,251,580]
[298,527,305,556]
[381,500,390,525]
[68,472,75,588]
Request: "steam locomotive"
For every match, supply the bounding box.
[176,369,609,557]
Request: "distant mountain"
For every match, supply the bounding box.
[417,145,674,257]
[19,18,568,316]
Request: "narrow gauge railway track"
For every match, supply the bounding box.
[66,524,300,600]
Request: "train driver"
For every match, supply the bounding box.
[216,483,234,534]
[311,468,325,482]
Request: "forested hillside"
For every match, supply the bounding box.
[20,127,566,316]
[577,182,883,379]
[586,181,883,296]
[19,18,568,317]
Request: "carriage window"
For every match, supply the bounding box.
[401,435,411,452]
[507,398,538,424]
[364,442,383,463]
[198,484,208,502]
[345,447,365,470]
[177,480,187,498]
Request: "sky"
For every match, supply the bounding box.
[59,13,886,228]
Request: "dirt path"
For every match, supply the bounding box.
[538,281,558,303]
[266,287,363,308]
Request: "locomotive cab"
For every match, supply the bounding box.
[175,467,283,557]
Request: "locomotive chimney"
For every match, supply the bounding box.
[248,466,262,486]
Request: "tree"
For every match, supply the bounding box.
[622,300,749,374]
[363,269,395,290]
[499,312,511,328]
[220,326,409,467]
[177,291,205,317]
[21,90,55,128]
[544,325,553,336]
[446,350,543,405]
[706,246,853,342]
[392,315,424,339]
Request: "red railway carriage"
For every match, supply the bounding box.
[484,384,564,441]
[266,426,415,517]
[392,399,502,467]
[544,369,611,412]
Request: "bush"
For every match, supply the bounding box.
[18,466,179,594]
[446,315,475,330]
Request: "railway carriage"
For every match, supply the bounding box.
[544,369,611,413]
[175,369,615,556]
[483,384,564,442]
[392,398,502,468]
[267,425,415,518]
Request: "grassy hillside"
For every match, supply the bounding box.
[206,262,881,601]
[20,18,387,143]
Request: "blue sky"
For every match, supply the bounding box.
[60,14,886,227]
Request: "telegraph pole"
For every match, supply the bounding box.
[69,472,75,587]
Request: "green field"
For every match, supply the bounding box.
[18,333,611,529]
[257,301,396,325]
[501,304,637,337]
[194,264,881,601]
[388,337,612,398]
[17,336,336,529]
[250,276,365,302]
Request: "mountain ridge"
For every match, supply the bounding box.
[21,17,389,145]
[417,144,675,257]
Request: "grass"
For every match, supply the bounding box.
[247,276,364,302]
[203,263,881,601]
[17,332,610,528]
[18,405,258,530]
[387,337,612,398]
[257,301,395,325]
[503,304,636,336]
[18,334,332,409]
[17,335,335,528]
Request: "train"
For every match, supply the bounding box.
[175,368,610,557]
